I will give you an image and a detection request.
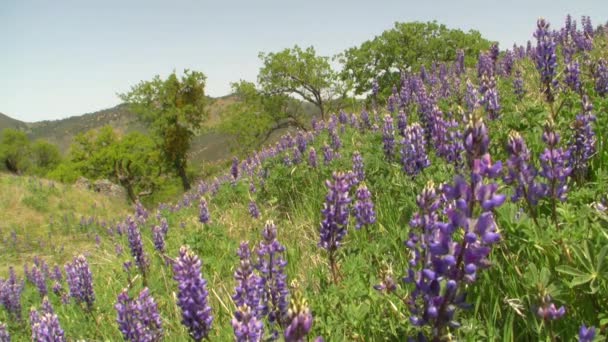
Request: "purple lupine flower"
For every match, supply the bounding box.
[360,110,371,130]
[199,198,210,224]
[115,287,163,342]
[536,295,565,321]
[296,132,307,154]
[284,292,313,342]
[374,264,397,294]
[249,201,260,219]
[173,246,213,341]
[282,153,292,167]
[504,131,543,206]
[135,201,148,223]
[501,50,514,76]
[319,172,351,252]
[353,184,376,229]
[0,321,8,341]
[404,116,505,339]
[308,147,317,168]
[126,217,149,277]
[387,94,396,113]
[479,75,500,119]
[51,281,62,297]
[464,79,480,113]
[30,297,65,342]
[382,114,395,160]
[329,128,341,151]
[232,305,264,342]
[489,43,500,67]
[256,221,290,331]
[64,255,95,310]
[455,49,465,75]
[319,172,351,284]
[568,96,597,183]
[477,52,493,78]
[595,59,608,96]
[115,244,124,256]
[0,267,24,320]
[579,324,596,342]
[582,15,594,37]
[51,266,62,283]
[513,70,525,100]
[292,147,302,165]
[534,18,558,102]
[372,78,379,98]
[539,121,571,206]
[397,110,408,136]
[350,113,359,129]
[28,264,47,298]
[232,157,240,184]
[152,226,165,253]
[564,60,581,92]
[160,217,169,236]
[338,110,348,125]
[322,144,334,165]
[352,151,365,184]
[400,123,429,176]
[234,242,263,315]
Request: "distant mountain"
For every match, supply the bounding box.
[0,96,239,164]
[0,112,28,131]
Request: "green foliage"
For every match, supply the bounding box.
[0,128,31,174]
[259,45,345,119]
[64,125,163,202]
[120,70,208,190]
[30,140,62,175]
[218,81,305,155]
[338,21,492,97]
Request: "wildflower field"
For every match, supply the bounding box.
[1,16,608,341]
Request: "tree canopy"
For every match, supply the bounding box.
[338,21,492,97]
[0,129,31,174]
[63,126,161,202]
[120,70,207,190]
[258,45,344,120]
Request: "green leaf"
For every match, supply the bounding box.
[569,274,594,287]
[555,265,586,277]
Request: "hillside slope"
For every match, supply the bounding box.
[0,173,131,274]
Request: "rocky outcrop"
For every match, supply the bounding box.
[93,179,127,198]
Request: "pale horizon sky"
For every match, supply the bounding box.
[1,0,606,122]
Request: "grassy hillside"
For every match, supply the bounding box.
[1,17,607,342]
[0,173,131,274]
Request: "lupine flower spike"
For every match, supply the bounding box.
[173,246,213,341]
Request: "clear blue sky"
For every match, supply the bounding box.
[1,0,606,122]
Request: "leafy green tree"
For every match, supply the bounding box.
[120,70,207,190]
[109,132,162,202]
[258,45,344,120]
[338,21,492,97]
[0,128,31,174]
[219,80,307,154]
[31,140,62,174]
[66,126,162,202]
[69,126,118,178]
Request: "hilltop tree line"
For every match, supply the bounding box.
[219,21,491,154]
[0,21,491,202]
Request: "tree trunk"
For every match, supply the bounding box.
[124,182,137,203]
[177,165,191,191]
[319,101,325,121]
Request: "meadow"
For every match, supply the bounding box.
[1,16,607,341]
